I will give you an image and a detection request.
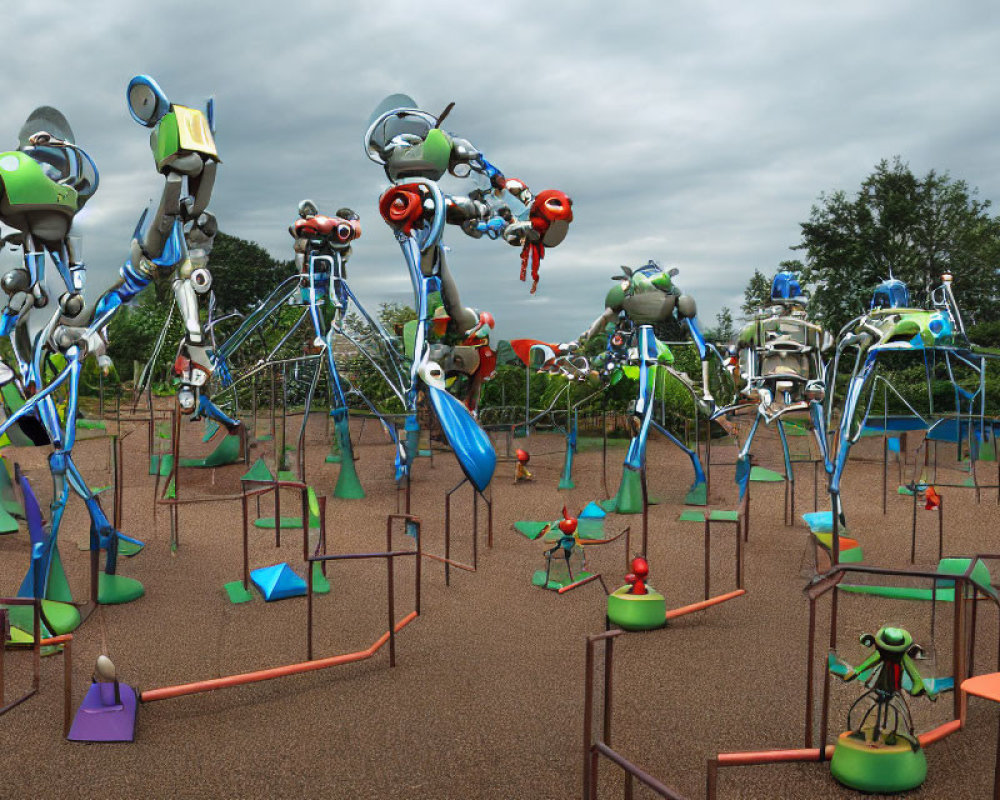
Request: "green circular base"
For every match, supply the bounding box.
[98,573,145,605]
[607,586,666,631]
[830,729,927,793]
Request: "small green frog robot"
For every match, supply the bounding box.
[830,625,937,793]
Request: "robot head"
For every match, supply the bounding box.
[871,278,910,310]
[364,94,451,182]
[126,75,170,128]
[15,106,98,203]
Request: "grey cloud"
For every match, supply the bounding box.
[2,1,999,340]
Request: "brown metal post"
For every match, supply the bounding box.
[706,419,712,500]
[241,493,250,592]
[274,476,281,548]
[805,594,816,748]
[487,486,493,549]
[583,637,595,800]
[444,489,451,586]
[0,609,5,704]
[736,513,743,590]
[882,435,888,514]
[31,601,40,692]
[414,515,422,616]
[953,584,964,719]
[704,517,711,601]
[472,486,478,571]
[387,516,396,668]
[306,544,314,662]
[319,497,328,578]
[641,466,649,557]
[604,635,615,745]
[62,636,72,737]
[910,488,918,564]
[938,495,944,562]
[819,588,838,760]
[706,757,719,800]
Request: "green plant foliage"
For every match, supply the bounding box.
[796,157,1000,333]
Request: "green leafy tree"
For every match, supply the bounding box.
[741,269,772,316]
[208,232,293,314]
[795,157,1000,332]
[713,306,735,342]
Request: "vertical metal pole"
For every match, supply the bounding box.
[472,485,478,571]
[939,495,944,562]
[819,588,837,760]
[704,516,711,601]
[241,493,249,592]
[805,594,816,748]
[524,364,530,440]
[62,636,72,737]
[882,434,888,515]
[387,516,396,668]
[0,609,5,705]
[603,636,614,747]
[444,490,451,586]
[582,638,594,800]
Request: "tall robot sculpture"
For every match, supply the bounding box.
[714,269,831,500]
[365,95,572,491]
[0,106,143,605]
[572,261,715,512]
[94,75,239,434]
[823,272,990,525]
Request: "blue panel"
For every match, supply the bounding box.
[426,385,496,492]
[251,562,306,602]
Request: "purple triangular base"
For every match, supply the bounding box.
[67,682,137,742]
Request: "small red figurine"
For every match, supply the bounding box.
[514,448,532,484]
[924,485,941,511]
[624,556,649,595]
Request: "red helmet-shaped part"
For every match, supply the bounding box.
[558,517,577,535]
[516,449,530,464]
[629,556,649,579]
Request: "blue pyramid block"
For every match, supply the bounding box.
[250,563,306,601]
[579,501,606,519]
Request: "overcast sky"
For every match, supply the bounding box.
[3,1,999,343]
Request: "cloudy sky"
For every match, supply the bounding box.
[3,1,999,343]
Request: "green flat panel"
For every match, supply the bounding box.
[514,521,552,540]
[223,580,254,604]
[749,466,785,482]
[254,515,319,530]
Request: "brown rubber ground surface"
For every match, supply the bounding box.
[1,411,998,799]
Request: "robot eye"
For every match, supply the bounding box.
[336,224,353,242]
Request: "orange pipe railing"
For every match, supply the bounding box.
[665,589,746,620]
[918,718,962,746]
[717,746,834,767]
[140,611,418,703]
